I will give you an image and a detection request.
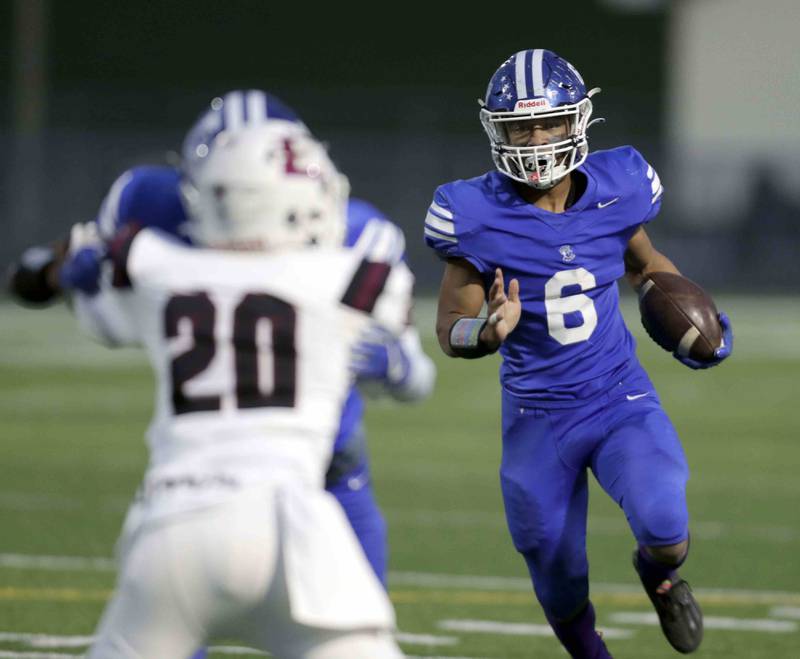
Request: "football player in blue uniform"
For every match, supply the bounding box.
[9,90,434,598]
[425,50,732,658]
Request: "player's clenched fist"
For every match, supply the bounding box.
[480,268,521,347]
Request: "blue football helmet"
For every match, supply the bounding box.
[479,49,601,189]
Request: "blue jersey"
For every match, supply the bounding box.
[96,166,403,451]
[425,146,663,405]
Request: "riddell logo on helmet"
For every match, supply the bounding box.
[514,98,550,111]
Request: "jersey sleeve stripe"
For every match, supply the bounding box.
[424,227,458,244]
[652,186,664,204]
[429,201,454,220]
[425,212,455,235]
[353,220,379,254]
[370,226,396,263]
[650,171,661,196]
[341,260,392,313]
[646,164,654,180]
[108,222,144,288]
[360,221,404,264]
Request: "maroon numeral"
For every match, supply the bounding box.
[165,292,297,415]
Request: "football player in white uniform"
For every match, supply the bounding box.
[78,120,407,657]
[9,91,435,598]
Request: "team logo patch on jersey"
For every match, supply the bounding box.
[559,245,576,263]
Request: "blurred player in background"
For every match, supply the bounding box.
[8,91,435,596]
[56,114,407,657]
[425,49,733,658]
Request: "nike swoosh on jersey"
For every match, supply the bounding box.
[597,197,620,209]
[626,392,649,401]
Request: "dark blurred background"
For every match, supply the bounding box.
[3,0,798,292]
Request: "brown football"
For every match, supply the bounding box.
[638,272,722,362]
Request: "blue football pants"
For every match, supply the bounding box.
[326,458,389,587]
[500,367,689,620]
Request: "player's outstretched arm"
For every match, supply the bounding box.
[436,259,520,358]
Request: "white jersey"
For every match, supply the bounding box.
[87,228,412,521]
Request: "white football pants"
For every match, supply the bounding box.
[88,485,403,659]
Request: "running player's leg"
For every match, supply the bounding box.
[500,393,609,658]
[326,428,388,585]
[593,396,702,652]
[87,523,207,659]
[593,398,690,552]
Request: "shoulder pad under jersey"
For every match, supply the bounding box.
[96,166,190,242]
[347,197,406,265]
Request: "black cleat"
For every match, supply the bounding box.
[633,551,703,653]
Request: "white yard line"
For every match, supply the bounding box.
[609,612,798,633]
[771,606,800,619]
[0,634,92,649]
[395,633,458,646]
[0,554,115,572]
[0,653,80,658]
[437,620,633,640]
[0,631,458,654]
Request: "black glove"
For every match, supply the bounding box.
[7,244,62,306]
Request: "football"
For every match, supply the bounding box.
[638,272,722,362]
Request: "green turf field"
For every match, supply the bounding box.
[1,296,798,658]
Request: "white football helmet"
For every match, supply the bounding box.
[181,120,349,252]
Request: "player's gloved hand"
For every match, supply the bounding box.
[350,325,411,388]
[673,312,733,370]
[58,222,105,296]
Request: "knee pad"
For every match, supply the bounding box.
[631,491,689,547]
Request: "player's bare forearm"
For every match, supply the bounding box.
[435,259,486,356]
[624,225,680,291]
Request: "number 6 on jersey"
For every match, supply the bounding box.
[545,268,598,345]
